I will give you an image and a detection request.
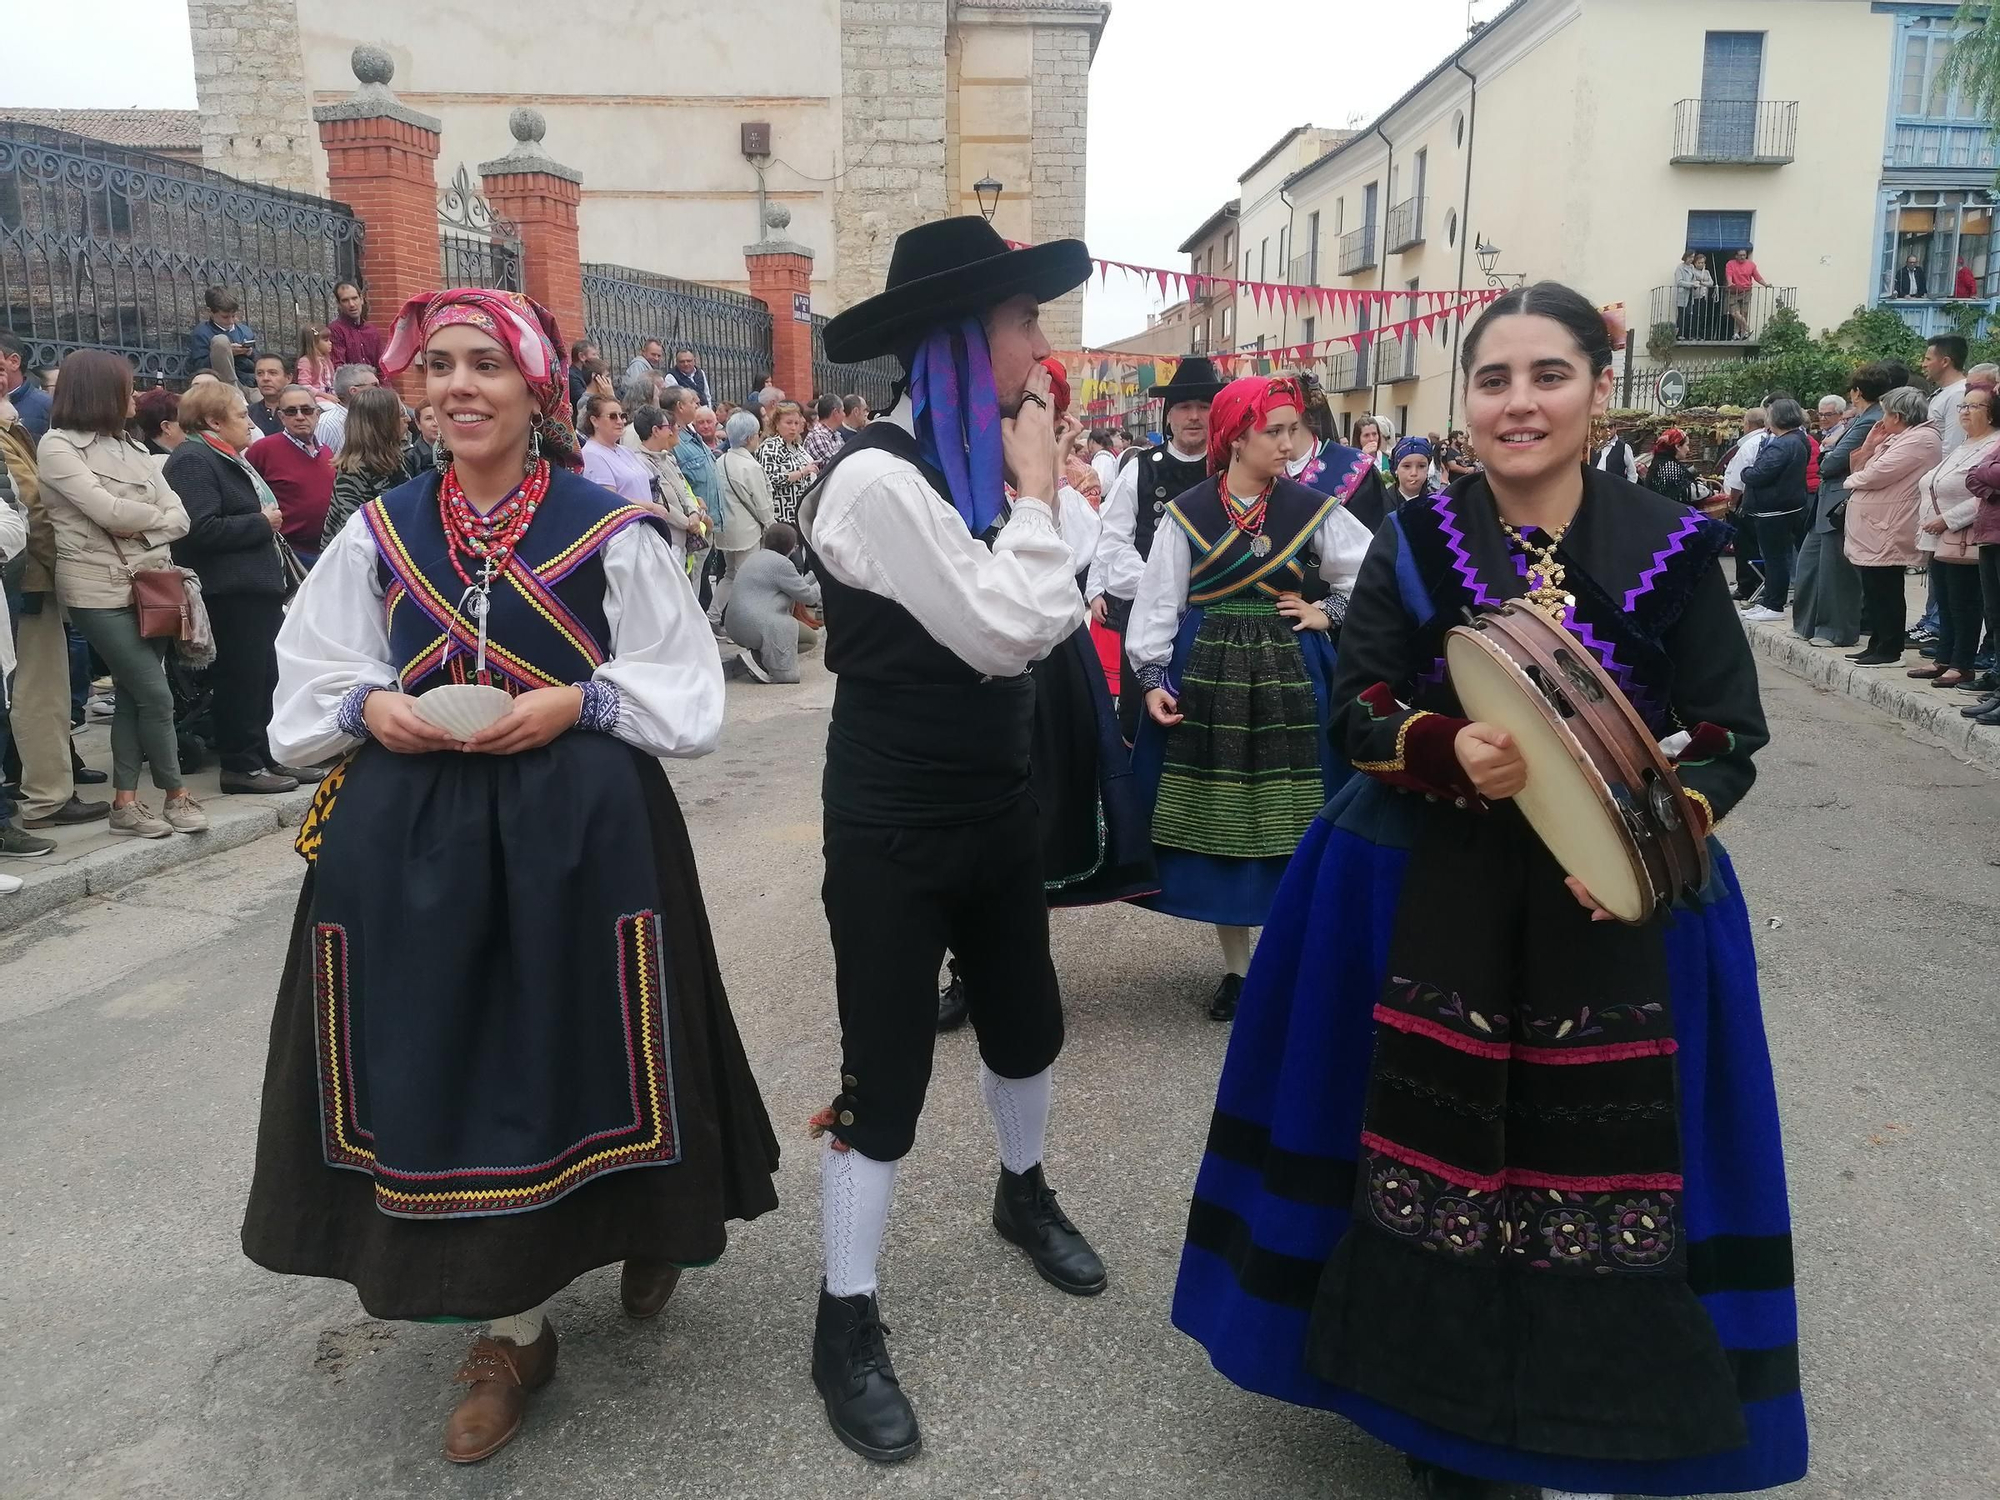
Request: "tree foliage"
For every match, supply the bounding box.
[1940,5,2000,144]
[1685,306,1929,408]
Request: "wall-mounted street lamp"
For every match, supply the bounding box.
[975,175,1004,222]
[1475,237,1527,288]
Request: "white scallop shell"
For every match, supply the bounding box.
[410,684,514,739]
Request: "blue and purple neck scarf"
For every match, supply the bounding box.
[909,317,1007,536]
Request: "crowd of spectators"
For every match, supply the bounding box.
[0,288,877,895]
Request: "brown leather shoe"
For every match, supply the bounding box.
[443,1320,558,1464]
[620,1258,682,1319]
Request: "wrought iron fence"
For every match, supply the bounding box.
[437,164,521,292]
[810,314,899,412]
[1327,346,1368,393]
[0,121,362,384]
[1337,223,1377,276]
[1670,98,1797,165]
[1615,355,1748,416]
[582,262,771,410]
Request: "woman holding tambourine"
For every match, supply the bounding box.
[1172,283,1804,1500]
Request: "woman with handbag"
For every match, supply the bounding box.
[36,351,204,839]
[163,379,323,796]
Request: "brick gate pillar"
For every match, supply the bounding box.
[312,46,442,394]
[745,208,818,403]
[479,109,586,352]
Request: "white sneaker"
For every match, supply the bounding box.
[0,872,22,897]
[162,794,209,833]
[1740,606,1783,623]
[739,651,771,684]
[108,802,173,839]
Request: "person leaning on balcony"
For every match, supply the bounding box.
[1893,253,1930,300]
[1724,248,1769,340]
[163,378,322,796]
[35,350,205,839]
[1673,250,1715,340]
[1842,385,1940,666]
[1956,259,1980,299]
[1907,382,1998,689]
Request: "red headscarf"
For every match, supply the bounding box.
[1040,356,1073,418]
[1205,374,1305,475]
[379,287,581,469]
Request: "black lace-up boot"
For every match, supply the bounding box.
[992,1163,1107,1295]
[811,1285,920,1463]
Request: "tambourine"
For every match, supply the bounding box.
[1444,601,1710,923]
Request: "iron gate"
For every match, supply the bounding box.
[437,165,522,292]
[0,121,363,383]
[811,313,899,412]
[582,263,772,409]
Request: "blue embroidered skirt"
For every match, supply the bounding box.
[1172,777,1806,1496]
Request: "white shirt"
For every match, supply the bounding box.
[1090,450,1119,495]
[314,403,348,456]
[1594,438,1638,484]
[1056,483,1100,578]
[1126,497,1374,680]
[1723,429,1767,496]
[798,397,1083,679]
[269,510,723,765]
[1087,441,1207,603]
[1931,378,1968,456]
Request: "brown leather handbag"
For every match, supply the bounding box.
[111,535,192,640]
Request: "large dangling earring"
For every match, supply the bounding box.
[433,438,450,474]
[527,422,543,474]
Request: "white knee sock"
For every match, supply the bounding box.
[980,1062,1052,1175]
[1216,924,1254,977]
[820,1137,898,1298]
[486,1305,546,1345]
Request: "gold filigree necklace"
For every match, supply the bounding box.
[1499,520,1573,622]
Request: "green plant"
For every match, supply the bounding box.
[1647,321,1679,360]
[1684,304,1934,408]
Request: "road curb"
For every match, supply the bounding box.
[0,786,317,936]
[1744,620,2000,773]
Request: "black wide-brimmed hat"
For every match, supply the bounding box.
[1149,356,1228,404]
[821,217,1092,364]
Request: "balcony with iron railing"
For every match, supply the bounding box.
[1670,98,1797,165]
[1337,223,1377,276]
[1373,334,1418,385]
[1649,282,1797,346]
[1327,347,1369,392]
[1289,249,1319,287]
[1385,197,1426,254]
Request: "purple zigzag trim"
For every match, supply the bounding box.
[1432,489,1498,607]
[1562,606,1664,731]
[1623,511,1703,614]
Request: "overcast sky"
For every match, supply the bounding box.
[3,0,1509,346]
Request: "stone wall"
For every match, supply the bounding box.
[1030,21,1093,350]
[835,0,950,312]
[188,0,319,192]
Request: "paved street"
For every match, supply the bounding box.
[3,660,1997,1500]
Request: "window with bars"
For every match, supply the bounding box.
[1686,210,1755,253]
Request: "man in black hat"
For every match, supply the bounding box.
[1086,357,1228,739]
[797,216,1106,1465]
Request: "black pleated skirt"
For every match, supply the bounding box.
[240,739,780,1321]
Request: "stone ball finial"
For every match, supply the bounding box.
[764,203,793,232]
[351,45,393,86]
[509,107,546,146]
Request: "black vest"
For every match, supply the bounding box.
[805,422,1036,826]
[1134,444,1209,561]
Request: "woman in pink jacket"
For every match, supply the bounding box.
[1910,386,1999,688]
[1843,386,1941,665]
[1961,411,2000,722]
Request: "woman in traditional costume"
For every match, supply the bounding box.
[241,288,779,1465]
[1126,376,1374,1020]
[1173,284,1803,1500]
[1288,372,1391,531]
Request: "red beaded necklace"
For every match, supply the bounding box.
[438,459,550,590]
[1223,477,1275,556]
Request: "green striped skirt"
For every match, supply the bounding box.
[1152,597,1325,860]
